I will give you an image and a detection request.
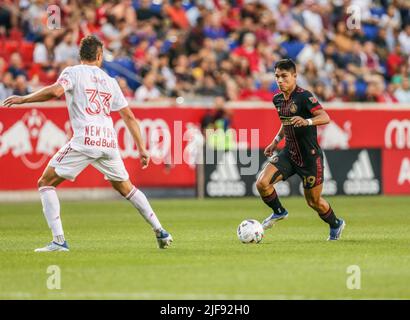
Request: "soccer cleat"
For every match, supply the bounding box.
[262,210,289,230]
[327,219,346,241]
[34,241,69,252]
[156,229,173,249]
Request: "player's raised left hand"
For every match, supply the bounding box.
[140,149,150,169]
[3,95,25,108]
[291,116,308,128]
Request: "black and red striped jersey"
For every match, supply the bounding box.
[272,86,323,167]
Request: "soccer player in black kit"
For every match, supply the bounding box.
[257,59,345,240]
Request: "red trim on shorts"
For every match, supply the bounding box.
[316,156,323,186]
[56,145,72,163]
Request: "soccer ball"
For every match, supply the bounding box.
[237,219,264,244]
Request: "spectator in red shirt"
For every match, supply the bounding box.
[368,78,398,103]
[386,44,404,79]
[165,0,190,29]
[239,74,273,101]
[133,40,150,65]
[376,83,398,103]
[233,33,261,73]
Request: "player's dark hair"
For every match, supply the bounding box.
[274,59,297,73]
[79,35,103,62]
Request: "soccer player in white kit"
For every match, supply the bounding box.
[3,35,173,251]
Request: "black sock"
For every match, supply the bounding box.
[319,207,339,228]
[262,190,286,215]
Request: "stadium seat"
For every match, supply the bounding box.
[281,41,305,60]
[103,58,139,90]
[355,79,368,99]
[0,41,4,59]
[362,24,379,41]
[20,41,35,67]
[28,63,42,80]
[3,40,20,59]
[9,28,23,41]
[370,7,386,18]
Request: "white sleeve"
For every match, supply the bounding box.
[111,79,128,111]
[57,67,74,92]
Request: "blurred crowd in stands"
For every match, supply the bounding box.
[0,0,409,104]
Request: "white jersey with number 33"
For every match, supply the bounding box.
[57,64,128,158]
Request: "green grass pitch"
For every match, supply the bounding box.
[1,196,410,300]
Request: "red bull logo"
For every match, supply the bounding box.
[318,120,351,150]
[0,109,69,169]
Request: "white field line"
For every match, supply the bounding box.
[0,292,406,300]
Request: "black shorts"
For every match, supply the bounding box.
[269,149,324,189]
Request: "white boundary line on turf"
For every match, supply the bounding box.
[0,292,406,300]
[0,292,308,300]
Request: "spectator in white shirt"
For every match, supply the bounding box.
[302,2,324,41]
[134,72,161,102]
[33,34,55,66]
[379,4,402,51]
[54,31,79,65]
[398,25,410,56]
[0,72,14,101]
[297,41,324,71]
[395,77,410,102]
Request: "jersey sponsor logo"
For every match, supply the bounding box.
[279,116,293,126]
[290,102,298,114]
[0,109,69,169]
[317,120,351,149]
[207,151,246,197]
[385,119,410,149]
[343,150,380,194]
[398,158,410,185]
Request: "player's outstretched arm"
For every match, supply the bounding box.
[2,83,65,107]
[119,107,150,169]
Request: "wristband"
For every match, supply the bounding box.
[274,136,283,144]
[307,118,313,126]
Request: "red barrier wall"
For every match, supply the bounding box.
[1,104,409,193]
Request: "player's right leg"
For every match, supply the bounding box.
[256,162,288,230]
[35,144,91,252]
[304,182,345,241]
[35,165,69,252]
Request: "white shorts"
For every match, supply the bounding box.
[49,143,129,182]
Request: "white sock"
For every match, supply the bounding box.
[39,186,65,244]
[126,186,162,232]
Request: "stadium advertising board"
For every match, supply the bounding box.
[0,105,406,194]
[204,149,382,197]
[383,149,410,195]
